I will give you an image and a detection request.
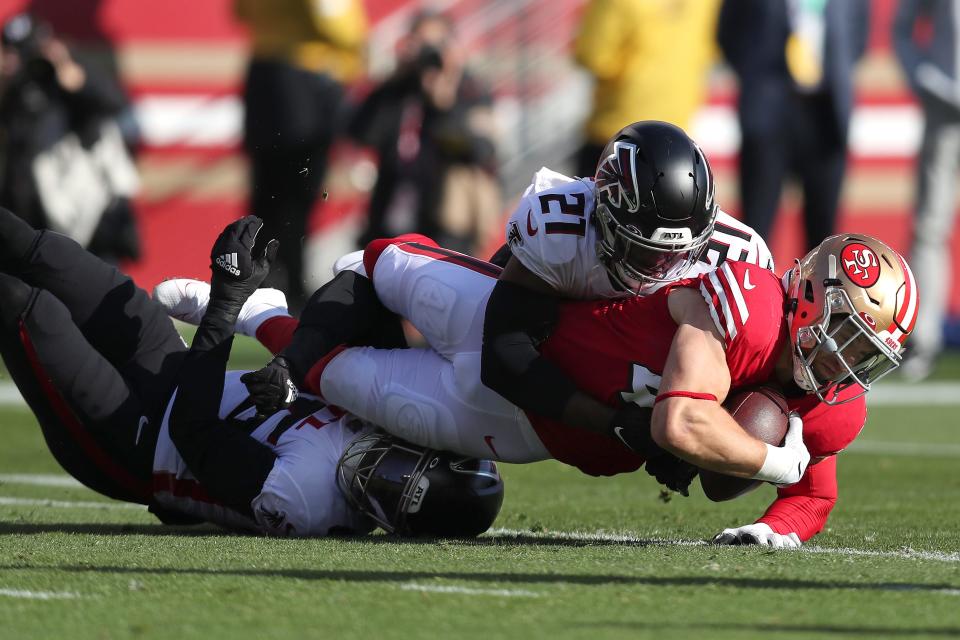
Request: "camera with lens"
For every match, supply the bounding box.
[413,44,444,73]
[1,14,55,86]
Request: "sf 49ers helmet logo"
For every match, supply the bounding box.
[841,243,881,287]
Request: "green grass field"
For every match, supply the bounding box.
[1,337,959,639]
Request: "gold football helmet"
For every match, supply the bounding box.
[785,234,918,404]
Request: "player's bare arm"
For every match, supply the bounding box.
[653,287,809,483]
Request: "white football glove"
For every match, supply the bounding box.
[751,412,810,487]
[712,523,802,549]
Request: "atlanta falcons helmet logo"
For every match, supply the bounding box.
[595,140,642,214]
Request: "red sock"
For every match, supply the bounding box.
[255,316,299,355]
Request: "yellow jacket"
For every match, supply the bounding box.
[574,0,720,143]
[235,0,368,82]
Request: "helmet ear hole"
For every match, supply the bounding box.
[804,280,816,303]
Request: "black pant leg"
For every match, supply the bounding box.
[0,273,153,503]
[0,208,187,418]
[793,94,847,250]
[738,126,790,244]
[243,61,344,311]
[249,146,328,310]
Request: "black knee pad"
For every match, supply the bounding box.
[0,272,35,328]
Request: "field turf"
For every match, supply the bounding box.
[0,338,958,639]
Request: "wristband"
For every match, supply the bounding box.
[751,443,798,485]
[654,390,718,403]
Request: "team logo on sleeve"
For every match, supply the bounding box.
[841,243,880,287]
[507,221,524,247]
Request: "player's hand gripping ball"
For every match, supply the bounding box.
[699,386,789,501]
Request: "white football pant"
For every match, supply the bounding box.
[321,242,549,463]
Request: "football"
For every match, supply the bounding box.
[699,386,789,502]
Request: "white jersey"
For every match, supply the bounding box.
[504,167,774,299]
[152,371,374,537]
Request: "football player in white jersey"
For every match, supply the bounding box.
[0,211,503,537]
[481,121,773,466]
[162,123,772,494]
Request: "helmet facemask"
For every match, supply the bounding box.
[336,431,433,534]
[788,266,903,405]
[786,235,918,404]
[595,202,715,295]
[336,431,504,537]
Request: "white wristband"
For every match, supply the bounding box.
[751,443,798,485]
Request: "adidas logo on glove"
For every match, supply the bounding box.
[216,252,241,276]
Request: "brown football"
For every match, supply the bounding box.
[699,386,789,502]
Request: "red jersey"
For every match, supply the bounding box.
[533,261,788,475]
[530,261,865,540]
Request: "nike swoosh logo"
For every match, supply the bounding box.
[526,209,538,236]
[135,415,148,445]
[612,426,631,449]
[483,435,500,458]
[743,269,756,290]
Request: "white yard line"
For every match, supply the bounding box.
[0,491,957,565]
[400,583,540,597]
[0,588,80,600]
[0,474,83,488]
[845,440,960,457]
[868,382,960,406]
[0,496,144,511]
[488,528,960,563]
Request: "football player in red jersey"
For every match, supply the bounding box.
[172,230,915,548]
[483,122,775,467]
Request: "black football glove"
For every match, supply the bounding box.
[209,215,279,317]
[240,356,299,416]
[608,403,698,496]
[644,452,698,496]
[607,404,660,457]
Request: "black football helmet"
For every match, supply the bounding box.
[593,121,718,294]
[336,431,504,537]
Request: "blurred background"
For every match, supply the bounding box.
[0,0,955,379]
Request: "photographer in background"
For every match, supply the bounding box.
[0,14,141,263]
[350,11,500,256]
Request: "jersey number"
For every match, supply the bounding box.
[538,193,587,237]
[267,414,329,445]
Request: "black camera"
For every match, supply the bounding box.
[2,14,55,84]
[413,44,444,72]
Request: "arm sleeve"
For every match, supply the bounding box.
[168,301,277,509]
[757,455,838,542]
[480,279,579,420]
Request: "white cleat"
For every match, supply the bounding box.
[153,278,290,338]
